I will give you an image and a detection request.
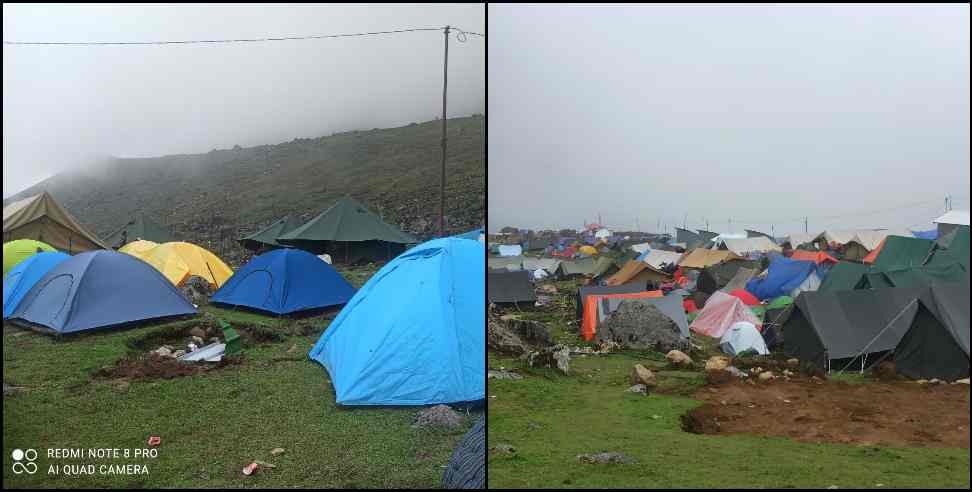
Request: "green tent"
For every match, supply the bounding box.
[103,211,176,248]
[865,263,969,289]
[926,226,969,271]
[870,236,937,271]
[818,261,870,292]
[238,215,304,251]
[3,239,57,275]
[277,197,417,263]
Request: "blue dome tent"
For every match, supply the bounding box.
[211,248,356,315]
[8,250,197,335]
[309,237,485,406]
[3,251,71,318]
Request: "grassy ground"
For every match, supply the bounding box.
[3,265,477,489]
[487,281,971,489]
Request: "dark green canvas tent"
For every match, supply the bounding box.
[818,261,870,292]
[103,211,176,248]
[238,215,304,251]
[276,197,417,263]
[926,226,969,271]
[865,264,969,290]
[894,282,970,381]
[870,236,937,271]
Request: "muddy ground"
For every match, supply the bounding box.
[683,379,971,448]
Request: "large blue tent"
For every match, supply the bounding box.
[211,248,356,315]
[746,256,818,301]
[3,251,71,318]
[8,250,197,335]
[309,237,485,406]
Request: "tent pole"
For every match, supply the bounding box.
[438,25,450,239]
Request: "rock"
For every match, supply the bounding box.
[413,404,462,430]
[487,319,532,355]
[626,384,649,395]
[527,345,571,375]
[705,356,730,372]
[505,319,553,347]
[490,444,516,456]
[787,358,799,365]
[782,370,794,378]
[665,350,693,367]
[210,337,222,345]
[173,350,186,358]
[112,381,130,393]
[576,452,637,465]
[916,379,929,385]
[537,284,558,294]
[487,370,523,380]
[191,336,205,346]
[929,378,944,385]
[954,378,970,385]
[154,347,173,358]
[189,327,207,339]
[270,448,285,456]
[596,301,684,352]
[758,371,776,381]
[630,364,657,387]
[724,366,748,378]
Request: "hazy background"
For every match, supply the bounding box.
[488,4,970,236]
[3,3,485,198]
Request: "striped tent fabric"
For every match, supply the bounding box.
[441,417,485,489]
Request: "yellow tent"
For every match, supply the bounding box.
[118,240,160,256]
[579,245,598,256]
[678,248,742,269]
[127,241,233,288]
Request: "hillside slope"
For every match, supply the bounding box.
[4,115,484,263]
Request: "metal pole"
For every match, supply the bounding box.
[439,25,450,238]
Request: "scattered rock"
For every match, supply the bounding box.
[576,452,637,465]
[413,404,462,430]
[537,284,558,294]
[929,378,945,386]
[630,364,657,388]
[665,350,694,368]
[487,370,523,380]
[954,378,970,385]
[526,345,570,375]
[916,379,929,385]
[505,319,553,347]
[173,350,186,358]
[724,366,748,379]
[189,327,207,339]
[191,336,205,346]
[270,448,285,456]
[758,371,776,382]
[787,358,799,365]
[286,344,298,354]
[705,356,730,372]
[112,381,130,393]
[490,444,516,456]
[626,384,649,395]
[153,346,173,358]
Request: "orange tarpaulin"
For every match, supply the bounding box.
[580,290,663,341]
[862,238,886,264]
[789,249,839,265]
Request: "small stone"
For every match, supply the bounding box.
[286,344,298,354]
[787,358,799,365]
[758,371,776,382]
[916,379,929,385]
[154,347,173,357]
[630,364,657,387]
[191,336,205,345]
[112,381,130,393]
[827,486,839,490]
[705,356,730,372]
[954,378,970,385]
[189,327,207,339]
[576,452,637,465]
[929,378,944,385]
[665,350,693,367]
[490,444,516,455]
[173,350,186,358]
[270,448,285,456]
[626,384,648,395]
[210,337,221,344]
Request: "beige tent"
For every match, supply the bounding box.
[678,248,742,269]
[605,260,671,286]
[3,192,108,253]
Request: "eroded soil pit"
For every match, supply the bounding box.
[682,379,970,448]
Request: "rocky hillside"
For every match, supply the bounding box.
[4,116,484,264]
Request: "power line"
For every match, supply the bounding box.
[3,26,483,46]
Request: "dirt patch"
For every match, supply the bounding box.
[127,318,284,352]
[94,354,243,380]
[684,379,970,448]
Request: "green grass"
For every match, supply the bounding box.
[4,265,476,488]
[488,283,970,489]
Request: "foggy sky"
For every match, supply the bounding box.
[488,4,970,236]
[3,3,484,198]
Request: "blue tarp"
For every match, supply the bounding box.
[211,249,355,315]
[8,251,197,334]
[309,238,485,406]
[911,229,939,241]
[3,252,70,318]
[745,256,817,301]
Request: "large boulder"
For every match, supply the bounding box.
[665,350,694,368]
[505,319,553,347]
[595,301,683,352]
[630,364,657,387]
[487,319,532,355]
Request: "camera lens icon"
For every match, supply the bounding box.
[11,448,38,475]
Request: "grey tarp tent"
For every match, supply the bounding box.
[276,196,417,263]
[3,191,108,253]
[598,294,690,338]
[894,282,970,381]
[575,283,644,320]
[487,270,537,304]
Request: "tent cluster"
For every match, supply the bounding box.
[492,213,969,380]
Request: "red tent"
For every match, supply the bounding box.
[728,289,760,306]
[683,298,698,314]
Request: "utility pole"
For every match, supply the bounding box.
[438,25,450,238]
[805,217,809,233]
